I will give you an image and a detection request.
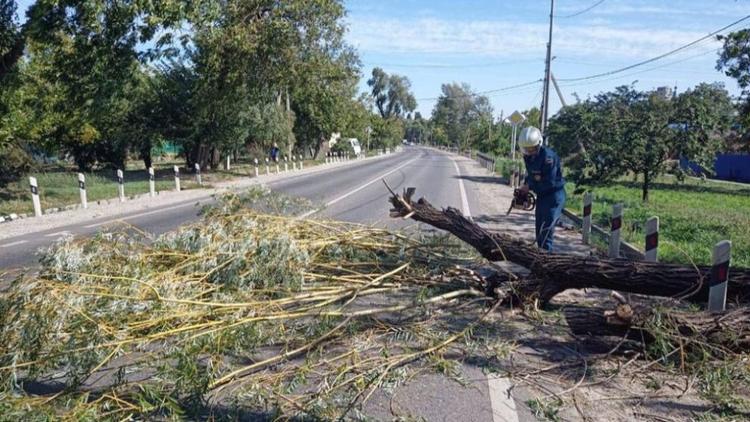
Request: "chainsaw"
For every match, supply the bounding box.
[506,188,536,215]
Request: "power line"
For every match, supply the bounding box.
[557,0,607,18]
[365,59,542,69]
[558,47,722,89]
[557,14,750,83]
[416,79,543,101]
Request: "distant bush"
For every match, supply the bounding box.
[0,141,33,188]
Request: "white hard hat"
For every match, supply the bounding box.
[518,126,542,149]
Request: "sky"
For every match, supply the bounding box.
[13,0,749,120]
[344,0,749,118]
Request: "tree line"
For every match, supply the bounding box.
[2,0,749,201]
[0,0,417,187]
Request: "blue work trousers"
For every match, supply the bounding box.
[534,188,566,252]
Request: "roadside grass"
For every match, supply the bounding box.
[565,177,750,267]
[0,157,332,216]
[493,157,524,181]
[0,168,200,216]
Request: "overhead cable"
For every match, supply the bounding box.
[558,0,607,18]
[557,14,750,82]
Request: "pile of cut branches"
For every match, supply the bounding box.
[0,188,495,420]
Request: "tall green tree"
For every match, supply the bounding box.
[367,67,417,119]
[431,82,492,149]
[716,28,750,150]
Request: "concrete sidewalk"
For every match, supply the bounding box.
[450,153,592,257]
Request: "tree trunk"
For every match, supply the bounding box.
[563,304,750,354]
[642,170,650,202]
[387,188,750,305]
[140,140,153,169]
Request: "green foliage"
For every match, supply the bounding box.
[367,67,417,119]
[0,0,365,170]
[526,397,563,421]
[549,84,734,201]
[431,82,492,149]
[717,28,750,135]
[370,115,405,149]
[0,141,32,188]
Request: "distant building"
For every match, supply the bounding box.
[655,86,675,100]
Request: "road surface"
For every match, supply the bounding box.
[0,147,479,270]
[0,146,528,422]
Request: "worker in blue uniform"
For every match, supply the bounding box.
[517,126,566,252]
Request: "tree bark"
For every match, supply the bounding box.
[563,304,750,354]
[388,188,750,305]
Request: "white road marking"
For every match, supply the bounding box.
[449,157,472,219]
[45,231,71,238]
[83,202,199,228]
[0,240,28,248]
[487,374,519,422]
[296,157,419,219]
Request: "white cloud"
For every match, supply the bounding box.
[345,16,721,60]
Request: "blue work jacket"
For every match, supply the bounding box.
[523,146,565,196]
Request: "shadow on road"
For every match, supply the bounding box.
[452,175,510,185]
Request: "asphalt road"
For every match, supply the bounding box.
[0,147,479,270]
[0,146,525,422]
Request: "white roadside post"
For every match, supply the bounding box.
[708,240,732,312]
[254,158,259,177]
[708,240,731,312]
[644,217,659,262]
[78,173,88,209]
[275,158,280,174]
[117,169,125,202]
[582,192,593,245]
[608,203,623,258]
[226,155,231,171]
[195,163,202,186]
[265,158,270,175]
[326,152,330,164]
[299,155,304,170]
[148,167,156,197]
[29,176,42,217]
[174,166,181,192]
[292,155,297,170]
[284,156,289,172]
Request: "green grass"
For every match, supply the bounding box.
[492,157,524,180]
[565,177,750,267]
[0,168,201,216]
[0,157,332,216]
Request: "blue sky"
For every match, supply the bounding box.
[13,0,749,119]
[344,0,749,117]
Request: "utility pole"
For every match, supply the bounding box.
[540,0,555,142]
[551,73,567,107]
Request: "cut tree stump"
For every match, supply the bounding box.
[563,303,750,354]
[387,187,750,305]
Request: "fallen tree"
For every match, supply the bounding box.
[563,301,750,355]
[387,187,750,305]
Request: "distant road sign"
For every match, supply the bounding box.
[510,111,526,125]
